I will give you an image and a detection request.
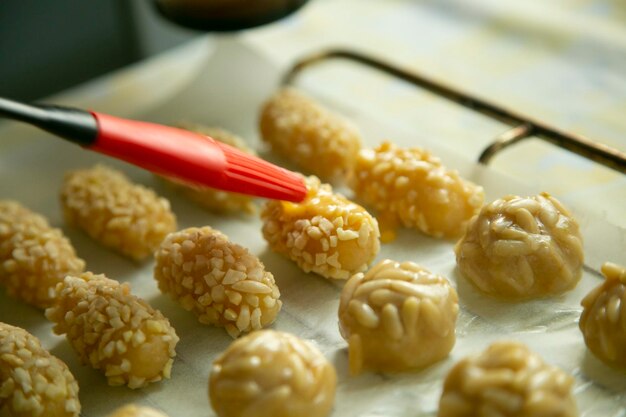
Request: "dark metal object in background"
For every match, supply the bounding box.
[0,1,139,102]
[282,49,626,174]
[152,0,309,31]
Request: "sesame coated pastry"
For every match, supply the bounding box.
[261,176,380,280]
[154,226,281,338]
[350,142,484,241]
[0,322,81,417]
[0,200,85,309]
[455,193,583,300]
[163,124,257,214]
[45,272,179,389]
[579,262,626,368]
[438,341,578,417]
[260,87,362,182]
[106,404,169,417]
[209,330,337,417]
[339,259,458,375]
[60,165,177,261]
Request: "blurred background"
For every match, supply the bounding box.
[1,0,625,227]
[0,1,197,101]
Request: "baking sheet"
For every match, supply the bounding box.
[0,37,625,416]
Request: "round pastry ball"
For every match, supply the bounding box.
[438,341,577,417]
[455,193,583,300]
[580,262,626,368]
[339,259,459,374]
[209,330,336,417]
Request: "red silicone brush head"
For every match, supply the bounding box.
[90,112,307,202]
[216,140,307,202]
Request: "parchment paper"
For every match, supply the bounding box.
[0,38,624,417]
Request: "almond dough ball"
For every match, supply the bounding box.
[106,404,169,417]
[209,330,336,417]
[262,176,380,280]
[46,272,179,389]
[60,165,177,261]
[0,200,85,308]
[163,124,256,214]
[350,142,484,241]
[455,193,583,300]
[438,341,577,417]
[155,226,281,338]
[0,322,81,417]
[339,259,458,374]
[260,88,362,182]
[579,262,626,368]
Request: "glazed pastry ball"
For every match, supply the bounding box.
[106,404,169,417]
[45,272,179,388]
[455,193,583,300]
[60,165,177,260]
[0,322,80,417]
[0,200,85,308]
[579,262,626,368]
[260,88,362,182]
[154,226,281,338]
[209,330,336,417]
[339,259,459,374]
[164,124,256,214]
[438,341,577,417]
[350,142,484,241]
[262,176,380,280]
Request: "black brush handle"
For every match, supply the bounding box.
[0,97,98,146]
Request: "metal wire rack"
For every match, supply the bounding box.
[282,49,626,174]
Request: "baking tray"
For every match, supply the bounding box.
[0,37,625,416]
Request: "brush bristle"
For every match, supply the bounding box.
[217,141,306,202]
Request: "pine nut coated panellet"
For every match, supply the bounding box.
[260,88,362,182]
[455,193,583,300]
[164,124,256,214]
[60,165,177,260]
[154,226,281,338]
[339,259,458,375]
[0,322,80,417]
[580,262,626,368]
[262,176,380,280]
[438,341,577,417]
[45,272,179,389]
[350,142,484,241]
[210,330,336,417]
[0,200,85,309]
[106,404,169,417]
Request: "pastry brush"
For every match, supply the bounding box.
[0,97,307,202]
